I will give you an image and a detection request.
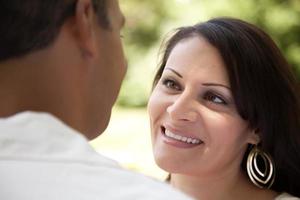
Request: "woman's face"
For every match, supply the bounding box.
[148,36,258,177]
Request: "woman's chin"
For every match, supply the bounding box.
[154,157,185,174]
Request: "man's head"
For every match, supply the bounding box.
[0,0,110,61]
[0,0,127,139]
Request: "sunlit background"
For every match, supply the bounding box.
[90,0,300,180]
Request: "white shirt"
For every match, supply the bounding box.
[0,111,192,200]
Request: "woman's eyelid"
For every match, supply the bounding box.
[161,74,182,88]
[163,78,182,90]
[201,89,232,105]
[211,93,227,104]
[160,75,234,104]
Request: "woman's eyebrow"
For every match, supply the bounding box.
[164,68,231,90]
[165,67,183,78]
[202,83,231,90]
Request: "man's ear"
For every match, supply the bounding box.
[74,0,97,58]
[247,129,261,145]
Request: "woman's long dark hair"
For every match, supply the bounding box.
[154,17,300,196]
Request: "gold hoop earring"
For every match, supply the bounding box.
[246,145,275,189]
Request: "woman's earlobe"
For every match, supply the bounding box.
[248,130,261,145]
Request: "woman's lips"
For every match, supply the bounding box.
[160,126,203,148]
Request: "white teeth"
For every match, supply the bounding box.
[164,129,201,144]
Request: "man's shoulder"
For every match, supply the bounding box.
[0,112,192,199]
[62,156,192,200]
[0,154,192,200]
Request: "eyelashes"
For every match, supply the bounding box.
[203,92,227,105]
[162,78,181,91]
[161,78,228,105]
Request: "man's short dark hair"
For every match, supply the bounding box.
[0,0,109,61]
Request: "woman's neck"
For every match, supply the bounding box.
[170,171,277,200]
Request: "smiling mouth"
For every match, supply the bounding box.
[161,126,203,145]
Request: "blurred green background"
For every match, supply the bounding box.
[90,0,300,180]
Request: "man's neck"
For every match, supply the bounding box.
[0,58,37,117]
[0,52,85,135]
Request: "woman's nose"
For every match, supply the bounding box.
[166,94,198,122]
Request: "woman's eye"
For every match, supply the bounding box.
[162,79,181,91]
[204,92,227,105]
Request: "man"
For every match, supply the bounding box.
[0,0,191,199]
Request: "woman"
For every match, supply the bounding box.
[148,17,300,200]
